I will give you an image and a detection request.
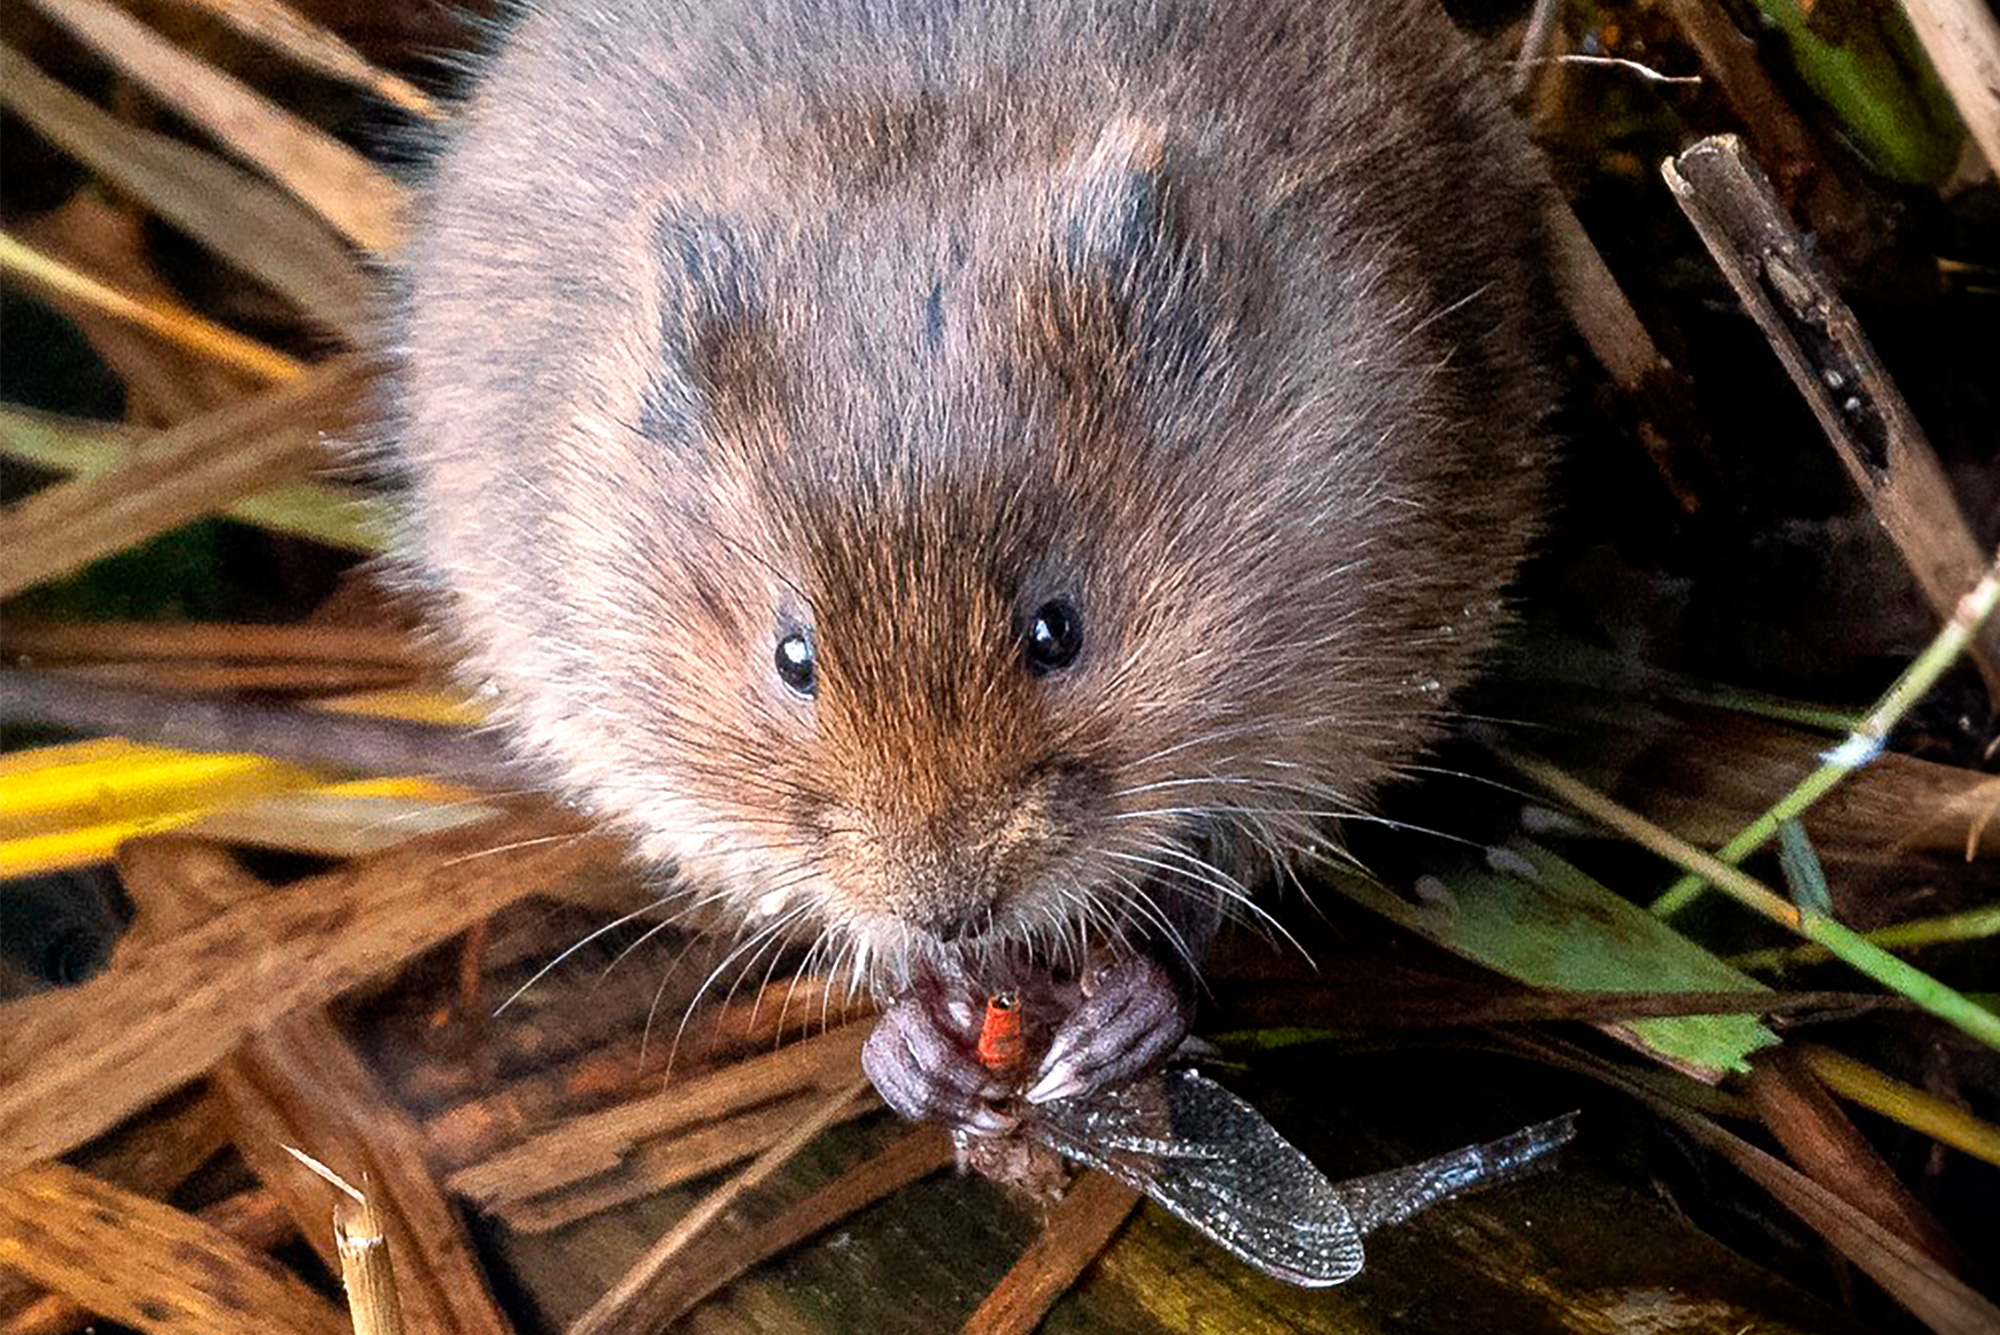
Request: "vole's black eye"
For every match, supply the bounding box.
[1023,599,1083,674]
[775,632,816,697]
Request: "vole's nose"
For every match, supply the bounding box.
[926,905,988,944]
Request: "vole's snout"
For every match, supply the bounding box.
[922,905,988,944]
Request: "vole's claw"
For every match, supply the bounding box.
[862,988,1013,1131]
[1024,954,1188,1105]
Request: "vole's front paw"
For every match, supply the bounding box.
[862,987,1018,1135]
[1023,954,1189,1105]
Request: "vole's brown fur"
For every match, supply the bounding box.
[392,0,1555,988]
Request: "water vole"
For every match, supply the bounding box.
[391,0,1555,1127]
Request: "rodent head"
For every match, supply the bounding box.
[398,107,1543,985]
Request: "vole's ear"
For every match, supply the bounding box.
[645,207,769,439]
[1057,118,1173,283]
[1049,120,1216,390]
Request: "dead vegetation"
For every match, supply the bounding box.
[1,0,1997,1332]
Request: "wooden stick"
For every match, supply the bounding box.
[0,1163,346,1335]
[0,815,623,1171]
[960,1171,1142,1335]
[1662,136,2000,697]
[215,1014,515,1335]
[335,1195,408,1335]
[567,1076,874,1335]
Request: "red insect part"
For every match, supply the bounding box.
[976,992,1023,1075]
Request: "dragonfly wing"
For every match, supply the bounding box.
[1032,1069,1367,1287]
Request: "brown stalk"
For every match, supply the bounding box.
[625,1126,954,1331]
[1746,1048,1966,1277]
[4,621,424,667]
[0,814,623,1171]
[0,357,366,598]
[566,1075,875,1335]
[2,1186,292,1335]
[154,0,444,120]
[447,1020,873,1208]
[24,0,407,251]
[1,233,304,381]
[0,1091,229,1322]
[0,43,375,341]
[334,1192,408,1335]
[121,810,513,1335]
[1894,0,2000,176]
[213,1014,515,1335]
[16,192,253,425]
[52,661,422,694]
[0,668,513,785]
[502,1089,880,1233]
[959,1171,1142,1335]
[1663,136,2000,697]
[0,1163,346,1335]
[1539,201,1709,513]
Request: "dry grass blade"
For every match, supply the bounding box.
[1746,1048,1965,1275]
[619,1127,953,1330]
[0,668,510,783]
[0,1162,347,1335]
[23,0,406,251]
[1662,135,2000,695]
[1657,1098,2000,1335]
[0,1091,229,1325]
[1894,0,2000,175]
[0,232,303,381]
[0,407,388,552]
[182,784,501,859]
[1,1186,291,1335]
[1801,1045,2000,1169]
[0,42,375,340]
[156,0,443,120]
[447,1021,873,1210]
[3,620,423,666]
[566,1076,875,1335]
[501,1089,881,1233]
[959,1171,1142,1335]
[0,357,363,597]
[0,815,623,1170]
[16,194,253,424]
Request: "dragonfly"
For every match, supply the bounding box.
[964,992,1576,1287]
